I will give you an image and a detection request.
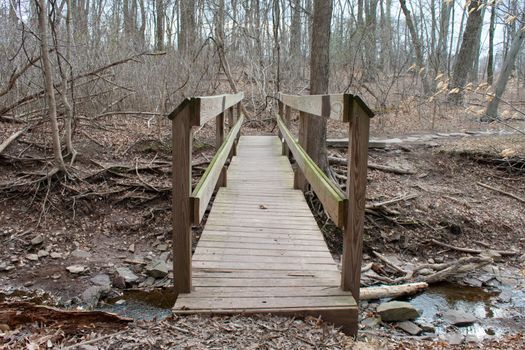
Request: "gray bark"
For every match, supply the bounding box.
[36,0,65,171]
[484,11,525,121]
[448,0,484,105]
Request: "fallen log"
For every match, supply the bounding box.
[429,239,519,256]
[328,156,416,175]
[0,301,131,332]
[327,138,387,149]
[420,256,492,284]
[360,282,428,300]
[0,127,27,155]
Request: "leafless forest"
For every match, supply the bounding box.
[1,0,525,349]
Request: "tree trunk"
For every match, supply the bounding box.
[63,0,76,163]
[399,0,431,94]
[484,11,525,121]
[36,0,65,171]
[469,6,486,82]
[487,3,496,85]
[155,0,165,51]
[179,1,196,55]
[300,0,332,174]
[289,0,301,73]
[448,0,484,105]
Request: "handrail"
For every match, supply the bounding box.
[170,92,243,294]
[191,114,244,224]
[277,114,347,227]
[168,92,244,126]
[277,92,374,121]
[277,92,372,305]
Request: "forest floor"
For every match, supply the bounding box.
[1,113,524,349]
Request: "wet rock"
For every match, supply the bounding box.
[26,254,39,261]
[139,276,156,287]
[377,301,419,322]
[497,290,512,303]
[159,252,170,262]
[116,267,139,284]
[71,249,92,259]
[90,274,111,287]
[146,261,169,278]
[439,332,464,345]
[463,277,483,287]
[81,286,108,308]
[157,244,168,252]
[66,265,87,274]
[31,235,44,246]
[443,310,476,326]
[112,275,126,289]
[415,321,435,333]
[37,250,49,258]
[396,321,422,335]
[361,317,381,329]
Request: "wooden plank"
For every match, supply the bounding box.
[194,248,333,258]
[191,115,244,223]
[172,105,193,294]
[195,92,244,125]
[192,261,337,271]
[193,268,339,278]
[194,254,334,264]
[197,241,329,252]
[192,277,340,287]
[341,101,370,301]
[183,286,350,298]
[199,235,326,246]
[175,295,354,310]
[277,115,347,227]
[278,93,346,121]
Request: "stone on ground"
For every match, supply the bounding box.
[396,321,422,335]
[443,310,476,326]
[377,301,419,322]
[116,266,139,284]
[146,260,169,278]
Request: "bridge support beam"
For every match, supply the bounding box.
[172,105,193,294]
[341,103,370,309]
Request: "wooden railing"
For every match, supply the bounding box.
[276,92,374,301]
[168,92,243,294]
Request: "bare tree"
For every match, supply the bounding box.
[300,0,333,173]
[399,0,431,94]
[36,0,65,171]
[448,0,484,105]
[484,10,525,121]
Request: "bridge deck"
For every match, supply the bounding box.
[173,136,356,332]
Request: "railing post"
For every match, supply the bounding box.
[228,107,234,129]
[282,106,291,157]
[294,111,308,191]
[341,101,370,320]
[216,111,225,150]
[172,104,194,294]
[278,101,284,143]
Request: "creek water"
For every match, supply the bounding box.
[2,282,524,339]
[407,282,525,338]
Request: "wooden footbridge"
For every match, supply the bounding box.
[168,92,373,335]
